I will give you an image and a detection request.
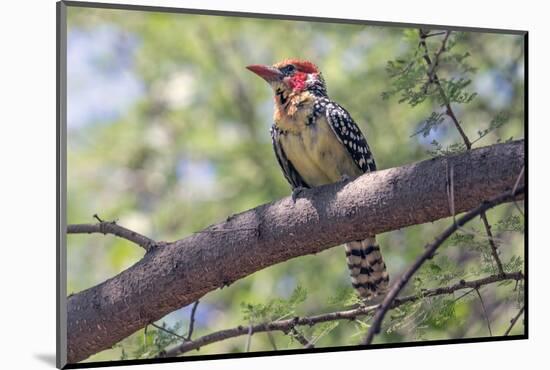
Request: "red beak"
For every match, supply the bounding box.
[246,64,283,82]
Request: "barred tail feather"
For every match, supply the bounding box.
[345,236,389,300]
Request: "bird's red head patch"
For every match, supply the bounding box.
[286,72,308,91]
[247,59,322,93]
[274,59,319,74]
[273,59,319,92]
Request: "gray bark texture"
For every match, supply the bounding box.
[67,140,524,363]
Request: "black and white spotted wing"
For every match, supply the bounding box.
[323,101,376,173]
[270,125,310,190]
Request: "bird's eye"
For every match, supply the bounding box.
[280,64,296,75]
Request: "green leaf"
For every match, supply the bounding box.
[472,112,510,145]
[503,255,524,274]
[426,140,467,157]
[241,284,308,323]
[310,321,339,344]
[327,287,362,307]
[496,215,524,234]
[411,111,446,138]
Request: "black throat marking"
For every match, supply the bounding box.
[276,88,288,106]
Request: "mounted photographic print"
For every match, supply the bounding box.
[56,1,527,368]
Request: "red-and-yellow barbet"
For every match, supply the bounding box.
[247,59,389,300]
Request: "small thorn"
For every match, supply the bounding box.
[222,280,233,288]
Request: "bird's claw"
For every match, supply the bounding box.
[291,186,305,203]
[340,174,351,183]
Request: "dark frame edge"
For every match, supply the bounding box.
[57,1,68,369]
[523,32,529,338]
[63,335,527,369]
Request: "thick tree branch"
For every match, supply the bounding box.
[66,140,524,363]
[363,186,524,344]
[160,272,523,357]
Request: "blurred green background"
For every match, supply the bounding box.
[66,6,525,362]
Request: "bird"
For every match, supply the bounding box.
[246,59,389,300]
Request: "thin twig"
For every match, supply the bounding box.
[363,187,524,345]
[245,325,253,352]
[142,303,199,357]
[446,161,456,217]
[513,166,525,195]
[418,29,472,149]
[422,31,448,38]
[309,323,336,346]
[290,328,314,348]
[266,331,278,351]
[185,301,200,341]
[475,289,493,336]
[512,166,525,217]
[426,31,451,84]
[453,288,475,303]
[158,271,522,357]
[446,162,506,243]
[150,322,187,341]
[67,217,157,252]
[93,214,104,223]
[504,306,525,336]
[480,212,505,275]
[143,325,148,348]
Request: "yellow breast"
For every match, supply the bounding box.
[278,115,362,187]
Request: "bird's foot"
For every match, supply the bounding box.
[291,186,306,203]
[340,174,351,183]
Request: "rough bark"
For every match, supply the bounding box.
[67,140,524,363]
